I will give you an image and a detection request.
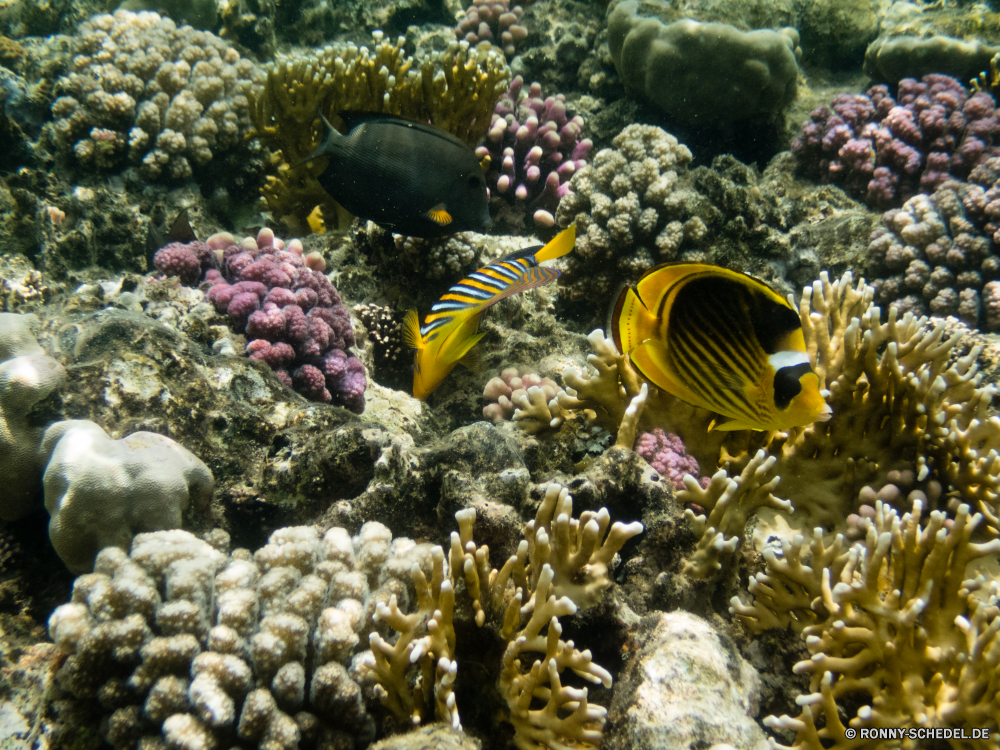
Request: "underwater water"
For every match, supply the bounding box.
[1,0,1000,748]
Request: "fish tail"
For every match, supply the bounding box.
[611,285,658,355]
[533,223,576,263]
[291,110,341,169]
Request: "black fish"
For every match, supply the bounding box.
[145,208,197,271]
[303,112,492,238]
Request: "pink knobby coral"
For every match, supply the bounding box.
[635,428,707,492]
[476,76,592,229]
[154,228,366,412]
[793,74,1000,208]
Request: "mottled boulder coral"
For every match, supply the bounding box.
[736,500,1000,748]
[47,525,398,749]
[51,10,263,180]
[0,312,65,522]
[608,0,800,125]
[555,124,703,301]
[248,33,510,235]
[40,419,214,574]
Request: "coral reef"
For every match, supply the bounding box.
[361,484,642,746]
[50,10,263,182]
[39,419,214,574]
[476,76,592,230]
[154,228,366,412]
[0,312,66,522]
[737,500,1000,748]
[47,525,380,748]
[792,74,1000,208]
[608,0,801,125]
[248,33,510,235]
[554,123,700,301]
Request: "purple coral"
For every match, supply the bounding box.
[792,74,1000,208]
[476,76,592,229]
[456,0,529,56]
[634,429,707,492]
[153,241,217,285]
[154,228,367,412]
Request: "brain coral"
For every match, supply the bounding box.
[50,10,263,181]
[608,0,801,125]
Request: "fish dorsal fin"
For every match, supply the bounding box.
[338,111,470,150]
[494,223,577,264]
[426,204,453,226]
[167,208,197,243]
[479,266,561,310]
[533,224,576,262]
[402,309,422,349]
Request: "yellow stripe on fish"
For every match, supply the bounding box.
[405,224,576,400]
[612,263,832,432]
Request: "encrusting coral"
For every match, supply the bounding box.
[0,312,66,522]
[247,32,510,235]
[51,10,263,181]
[361,483,643,748]
[734,500,1000,748]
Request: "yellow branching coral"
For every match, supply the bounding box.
[752,500,1000,749]
[248,32,510,233]
[755,271,1000,535]
[678,449,791,579]
[360,487,642,748]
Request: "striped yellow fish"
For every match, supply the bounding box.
[403,225,576,400]
[612,263,832,431]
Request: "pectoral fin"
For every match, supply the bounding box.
[402,309,422,349]
[426,204,453,226]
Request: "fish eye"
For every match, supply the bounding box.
[468,175,482,188]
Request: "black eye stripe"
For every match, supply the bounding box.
[773,362,812,411]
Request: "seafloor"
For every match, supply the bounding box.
[1,0,1000,748]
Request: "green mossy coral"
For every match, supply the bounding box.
[248,33,510,235]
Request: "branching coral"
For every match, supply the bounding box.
[554,124,700,301]
[248,33,510,234]
[678,450,791,580]
[456,0,530,57]
[361,485,642,748]
[740,500,1000,748]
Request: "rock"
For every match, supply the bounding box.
[605,612,769,750]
